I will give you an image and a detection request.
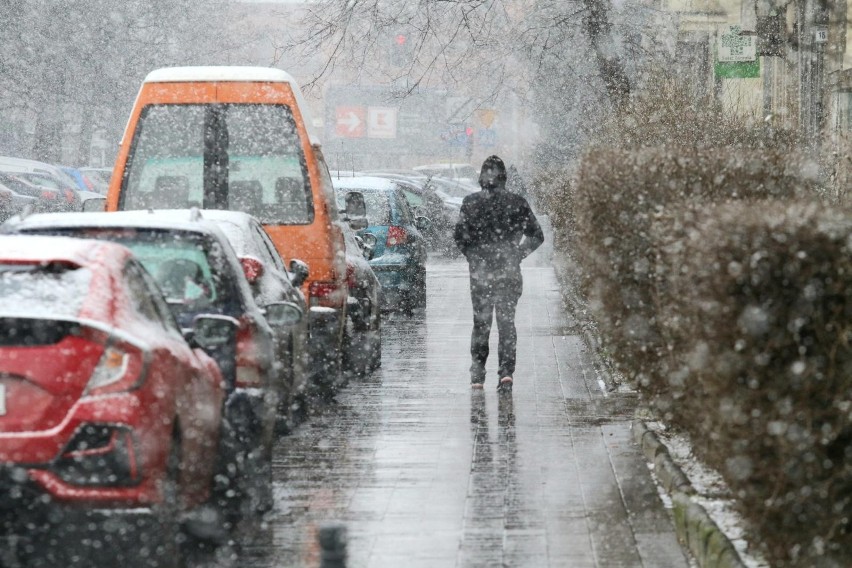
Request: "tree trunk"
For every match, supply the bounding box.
[32,109,62,163]
[77,106,95,166]
[583,0,631,109]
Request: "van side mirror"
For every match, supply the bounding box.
[289,259,310,288]
[358,233,377,260]
[341,191,368,231]
[81,197,106,212]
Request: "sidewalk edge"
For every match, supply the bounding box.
[632,419,747,568]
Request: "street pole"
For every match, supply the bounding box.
[800,0,829,147]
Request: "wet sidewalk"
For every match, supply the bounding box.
[250,245,688,567]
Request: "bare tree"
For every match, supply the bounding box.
[0,0,235,163]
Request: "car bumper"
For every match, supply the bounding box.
[370,256,422,303]
[0,393,170,509]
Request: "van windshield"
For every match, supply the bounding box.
[121,104,314,225]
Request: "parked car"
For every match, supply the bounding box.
[0,172,66,213]
[340,217,382,373]
[8,210,299,516]
[363,172,458,254]
[0,235,226,562]
[0,182,36,221]
[333,177,430,310]
[103,66,352,395]
[79,167,112,194]
[60,166,99,193]
[0,156,81,211]
[199,209,312,428]
[412,162,479,185]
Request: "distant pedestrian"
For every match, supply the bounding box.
[454,155,544,393]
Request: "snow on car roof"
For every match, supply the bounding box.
[143,66,320,146]
[331,176,398,191]
[192,209,255,224]
[11,210,232,238]
[144,66,298,84]
[0,234,128,266]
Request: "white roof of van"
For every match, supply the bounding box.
[142,66,321,146]
[144,66,298,84]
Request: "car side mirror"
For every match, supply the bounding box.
[341,191,368,231]
[189,314,238,351]
[239,255,264,285]
[289,259,310,288]
[414,216,432,232]
[264,301,304,327]
[81,197,106,212]
[359,232,377,260]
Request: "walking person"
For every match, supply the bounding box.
[454,155,544,393]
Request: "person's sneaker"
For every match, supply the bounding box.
[497,376,513,393]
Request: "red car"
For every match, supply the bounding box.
[0,235,226,556]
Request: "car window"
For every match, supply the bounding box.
[0,263,91,318]
[314,148,340,222]
[395,190,414,225]
[401,189,423,209]
[122,103,314,225]
[127,259,182,333]
[252,222,287,272]
[122,260,164,324]
[335,189,391,226]
[22,174,61,189]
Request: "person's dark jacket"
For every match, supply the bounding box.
[453,186,544,280]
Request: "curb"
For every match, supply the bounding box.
[632,420,746,568]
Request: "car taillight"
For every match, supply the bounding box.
[309,280,346,308]
[386,226,407,247]
[84,340,146,397]
[64,189,75,203]
[40,190,56,200]
[235,317,264,387]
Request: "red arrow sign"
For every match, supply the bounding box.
[335,106,366,138]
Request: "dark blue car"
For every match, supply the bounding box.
[333,176,430,310]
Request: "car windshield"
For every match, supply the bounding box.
[335,189,391,226]
[121,103,314,225]
[0,263,91,318]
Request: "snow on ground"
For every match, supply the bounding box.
[646,421,771,568]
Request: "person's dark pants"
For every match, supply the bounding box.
[469,273,522,382]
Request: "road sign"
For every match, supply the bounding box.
[367,106,397,139]
[446,97,475,125]
[478,128,496,147]
[718,25,756,62]
[335,106,366,138]
[476,109,497,128]
[815,27,828,44]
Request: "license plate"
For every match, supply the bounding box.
[0,384,5,416]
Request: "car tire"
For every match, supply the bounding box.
[369,327,382,371]
[412,269,427,309]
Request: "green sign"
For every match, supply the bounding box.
[714,59,760,79]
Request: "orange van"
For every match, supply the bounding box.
[105,66,350,387]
